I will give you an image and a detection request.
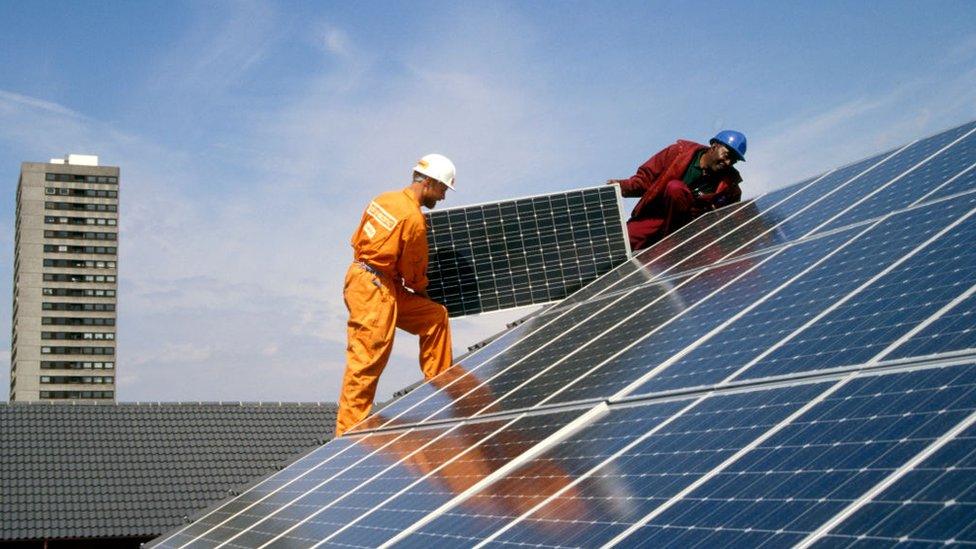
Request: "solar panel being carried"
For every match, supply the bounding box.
[425,185,631,317]
[149,120,976,548]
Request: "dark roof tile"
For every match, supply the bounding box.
[0,402,336,542]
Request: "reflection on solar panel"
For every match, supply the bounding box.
[149,120,976,548]
[425,185,631,317]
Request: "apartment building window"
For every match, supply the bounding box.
[40,346,115,355]
[42,303,116,312]
[44,187,118,198]
[40,375,114,384]
[45,173,118,184]
[43,245,117,254]
[40,390,115,399]
[41,361,114,369]
[43,317,116,326]
[42,332,116,341]
[42,288,116,297]
[43,259,116,268]
[44,230,118,240]
[43,274,116,283]
[45,216,117,226]
[44,202,118,212]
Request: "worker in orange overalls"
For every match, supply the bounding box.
[335,154,456,436]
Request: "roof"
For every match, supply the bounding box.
[0,402,336,542]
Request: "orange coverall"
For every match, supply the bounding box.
[336,188,453,436]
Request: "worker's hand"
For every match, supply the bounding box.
[605,179,619,186]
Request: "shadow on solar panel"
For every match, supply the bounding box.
[148,119,976,549]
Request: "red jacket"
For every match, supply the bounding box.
[620,140,742,221]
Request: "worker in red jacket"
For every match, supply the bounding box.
[608,130,746,251]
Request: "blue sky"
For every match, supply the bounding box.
[0,1,974,403]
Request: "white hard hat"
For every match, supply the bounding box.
[414,153,456,190]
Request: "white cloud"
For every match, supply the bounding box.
[0,89,89,120]
[745,67,976,196]
[319,26,352,58]
[146,1,279,97]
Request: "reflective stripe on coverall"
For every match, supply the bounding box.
[336,188,452,436]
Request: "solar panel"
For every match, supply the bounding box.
[425,185,631,317]
[812,419,976,546]
[149,120,976,549]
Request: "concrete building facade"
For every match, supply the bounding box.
[11,154,119,402]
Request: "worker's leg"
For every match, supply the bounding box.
[659,180,694,237]
[627,180,693,251]
[395,289,453,380]
[336,265,397,436]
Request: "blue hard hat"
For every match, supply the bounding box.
[710,130,747,162]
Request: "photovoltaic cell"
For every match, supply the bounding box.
[740,192,976,382]
[712,150,901,261]
[924,162,976,203]
[617,364,976,547]
[521,239,843,407]
[886,290,976,360]
[151,437,360,547]
[813,421,976,546]
[786,121,975,239]
[302,410,582,548]
[403,382,829,548]
[228,422,505,547]
[543,230,853,405]
[817,124,976,232]
[425,186,629,317]
[420,275,693,423]
[631,191,976,396]
[186,430,425,547]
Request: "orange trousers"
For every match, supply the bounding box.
[336,263,452,436]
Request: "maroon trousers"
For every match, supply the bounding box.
[626,180,694,251]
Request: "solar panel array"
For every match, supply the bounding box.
[149,120,976,548]
[424,185,631,317]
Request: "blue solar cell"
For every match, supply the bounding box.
[187,429,424,547]
[778,121,976,238]
[553,200,758,311]
[818,126,976,232]
[925,162,976,203]
[616,365,976,547]
[291,410,581,548]
[227,422,506,547]
[813,422,976,546]
[539,233,851,406]
[390,402,683,547]
[886,290,976,360]
[418,275,694,423]
[710,150,902,262]
[147,435,377,547]
[405,382,828,548]
[632,192,976,395]
[742,192,976,381]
